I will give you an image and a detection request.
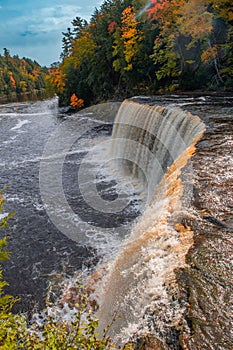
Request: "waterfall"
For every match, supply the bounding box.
[110,100,205,203]
[95,100,206,346]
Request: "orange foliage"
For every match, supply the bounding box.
[201,45,218,63]
[112,6,143,72]
[121,6,143,70]
[47,67,66,93]
[32,69,39,78]
[9,75,16,90]
[70,93,84,109]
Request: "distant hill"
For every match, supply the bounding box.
[0,49,49,103]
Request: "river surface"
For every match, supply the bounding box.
[0,98,138,312]
[0,95,232,349]
[0,99,91,311]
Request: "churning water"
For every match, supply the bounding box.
[0,95,232,349]
[96,100,205,343]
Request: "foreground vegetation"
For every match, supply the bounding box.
[0,192,135,349]
[46,0,233,107]
[0,49,48,103]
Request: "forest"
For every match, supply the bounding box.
[46,0,233,107]
[0,49,48,102]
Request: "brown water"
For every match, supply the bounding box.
[94,97,233,349]
[0,95,232,349]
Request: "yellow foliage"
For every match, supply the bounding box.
[112,6,143,72]
[201,45,218,63]
[121,6,143,70]
[212,0,233,22]
[19,81,27,92]
[72,31,96,68]
[47,68,66,94]
[179,0,213,41]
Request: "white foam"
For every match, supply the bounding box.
[0,113,20,117]
[0,213,9,220]
[3,135,18,145]
[11,119,31,130]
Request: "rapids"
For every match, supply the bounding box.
[96,100,205,344]
[0,95,232,349]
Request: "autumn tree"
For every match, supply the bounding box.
[86,0,132,100]
[72,31,96,67]
[46,67,66,94]
[111,5,148,92]
[0,49,48,100]
[178,0,225,85]
[58,30,97,105]
[147,0,233,89]
[147,0,185,89]
[48,0,232,106]
[70,93,84,109]
[113,6,143,72]
[9,73,16,90]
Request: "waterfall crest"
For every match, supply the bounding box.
[96,100,206,345]
[111,100,205,202]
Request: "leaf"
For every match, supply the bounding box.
[70,93,84,109]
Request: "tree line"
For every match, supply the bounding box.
[0,49,48,102]
[46,0,233,108]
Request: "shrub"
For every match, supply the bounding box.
[70,93,84,109]
[0,190,22,349]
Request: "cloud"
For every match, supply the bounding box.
[0,0,102,65]
[1,4,84,35]
[34,5,83,31]
[20,30,39,37]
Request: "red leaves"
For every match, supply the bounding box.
[108,21,116,33]
[146,0,169,19]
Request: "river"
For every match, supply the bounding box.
[0,95,232,349]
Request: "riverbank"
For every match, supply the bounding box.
[0,89,51,104]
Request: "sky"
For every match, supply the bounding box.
[0,0,103,67]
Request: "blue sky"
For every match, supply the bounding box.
[0,0,102,66]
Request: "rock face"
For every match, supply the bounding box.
[177,105,233,350]
[142,98,233,350]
